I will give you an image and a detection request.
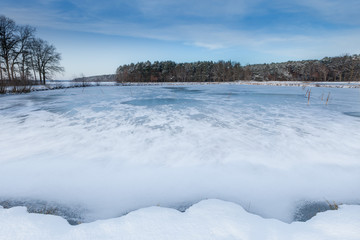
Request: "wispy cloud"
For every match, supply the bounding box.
[3,0,360,34]
[271,0,360,25]
[1,0,359,78]
[134,0,258,18]
[4,2,360,56]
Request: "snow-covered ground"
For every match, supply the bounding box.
[1,199,360,240]
[0,84,359,238]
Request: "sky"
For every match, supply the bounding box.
[1,0,360,79]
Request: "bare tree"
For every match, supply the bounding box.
[318,63,329,81]
[15,25,35,81]
[31,38,64,84]
[0,15,20,81]
[0,57,4,81]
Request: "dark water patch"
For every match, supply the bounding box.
[164,87,203,94]
[122,98,199,107]
[343,112,360,118]
[0,199,85,225]
[293,201,332,222]
[163,87,187,90]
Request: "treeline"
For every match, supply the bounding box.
[0,15,63,85]
[116,55,360,83]
[248,55,360,82]
[116,61,245,82]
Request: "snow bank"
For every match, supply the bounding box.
[0,199,359,240]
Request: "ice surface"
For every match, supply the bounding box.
[1,199,360,240]
[0,84,359,223]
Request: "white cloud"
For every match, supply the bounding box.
[191,42,225,50]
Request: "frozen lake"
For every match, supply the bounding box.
[0,84,359,223]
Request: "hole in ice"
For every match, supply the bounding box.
[293,201,331,222]
[0,199,85,225]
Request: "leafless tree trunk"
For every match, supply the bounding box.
[0,63,3,81]
[15,26,35,81]
[0,16,20,82]
[318,64,329,82]
[30,38,64,84]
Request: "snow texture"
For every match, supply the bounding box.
[0,84,359,224]
[0,199,360,240]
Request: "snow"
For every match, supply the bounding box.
[0,84,360,235]
[0,199,360,240]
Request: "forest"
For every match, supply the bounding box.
[116,55,360,83]
[0,15,63,88]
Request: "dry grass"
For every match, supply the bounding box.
[0,80,34,94]
[326,200,339,210]
[11,85,32,93]
[0,83,6,94]
[326,92,331,105]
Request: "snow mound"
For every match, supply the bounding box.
[0,199,359,240]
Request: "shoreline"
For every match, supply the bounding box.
[1,80,359,95]
[118,80,360,88]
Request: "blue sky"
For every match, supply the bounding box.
[1,0,360,79]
